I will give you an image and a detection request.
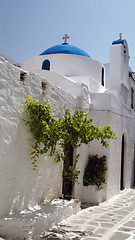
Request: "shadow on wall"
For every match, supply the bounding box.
[0,112,62,217]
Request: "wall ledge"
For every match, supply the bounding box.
[0,199,80,240]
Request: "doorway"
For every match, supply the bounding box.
[120,135,125,190]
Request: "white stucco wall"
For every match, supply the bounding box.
[0,56,81,218]
[74,91,134,203]
[109,44,123,90]
[30,69,82,97]
[109,43,130,91]
[104,63,109,89]
[23,54,103,85]
[70,75,105,93]
[0,37,134,218]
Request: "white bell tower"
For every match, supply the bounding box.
[109,34,130,90]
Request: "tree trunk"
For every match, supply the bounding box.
[62,143,73,199]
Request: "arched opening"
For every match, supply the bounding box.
[42,59,50,70]
[120,135,125,190]
[101,67,104,86]
[131,87,134,109]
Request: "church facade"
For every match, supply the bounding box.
[0,34,135,238]
[23,34,135,203]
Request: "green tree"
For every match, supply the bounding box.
[25,94,116,198]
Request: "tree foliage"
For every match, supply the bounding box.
[25,94,116,187]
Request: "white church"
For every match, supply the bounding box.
[0,34,135,239]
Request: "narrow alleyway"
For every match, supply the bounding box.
[41,188,135,240]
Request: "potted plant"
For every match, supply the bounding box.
[82,154,107,204]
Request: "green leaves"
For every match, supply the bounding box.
[24,93,116,192]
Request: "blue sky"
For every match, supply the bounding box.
[0,0,135,70]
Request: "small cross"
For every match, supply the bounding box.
[119,33,122,39]
[62,34,69,44]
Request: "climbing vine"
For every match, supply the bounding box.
[25,94,116,197]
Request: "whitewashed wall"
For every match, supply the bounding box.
[109,42,129,90]
[0,57,81,218]
[0,48,134,217]
[74,91,135,203]
[23,54,103,84]
[70,75,105,93]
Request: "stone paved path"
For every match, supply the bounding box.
[41,188,135,240]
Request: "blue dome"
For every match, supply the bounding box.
[40,43,91,58]
[112,39,125,46]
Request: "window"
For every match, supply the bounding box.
[124,45,126,54]
[131,88,134,109]
[42,59,50,70]
[101,67,104,86]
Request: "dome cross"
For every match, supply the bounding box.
[119,33,122,39]
[62,34,69,44]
